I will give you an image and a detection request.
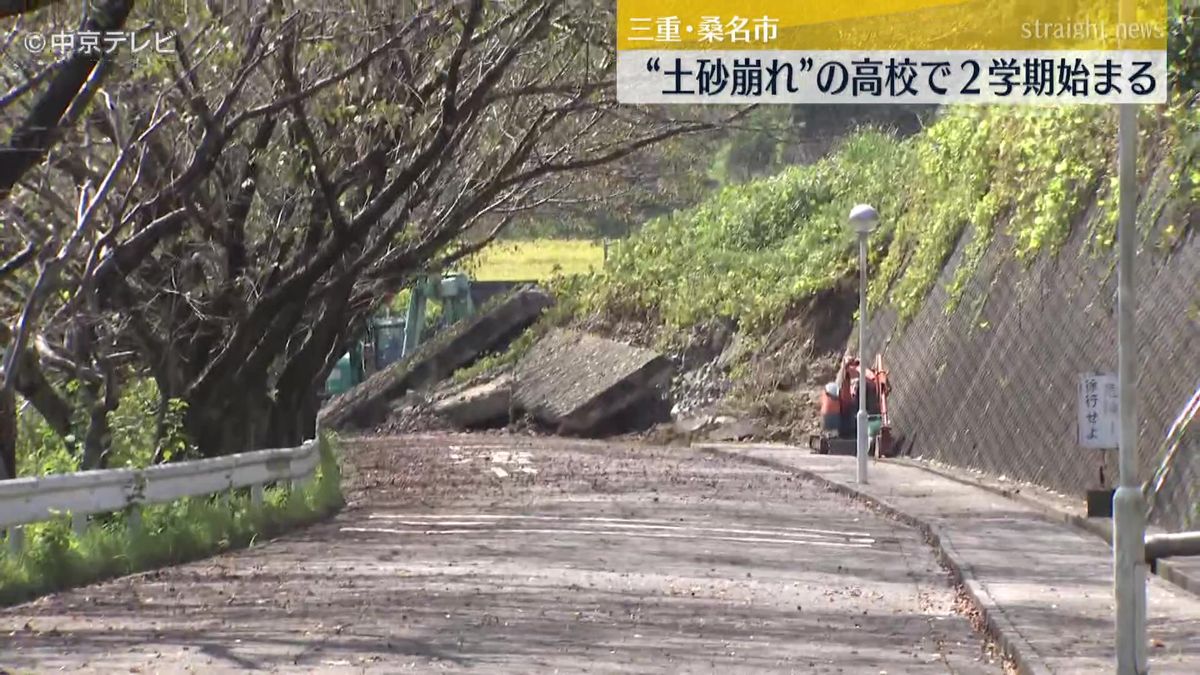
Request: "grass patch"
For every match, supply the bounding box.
[451,328,538,384]
[467,239,605,281]
[0,433,344,607]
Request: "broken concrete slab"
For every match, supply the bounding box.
[512,329,673,435]
[470,280,538,309]
[320,286,553,430]
[706,417,764,442]
[673,415,715,435]
[432,373,513,429]
[651,414,764,444]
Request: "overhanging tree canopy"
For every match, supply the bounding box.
[1,0,727,470]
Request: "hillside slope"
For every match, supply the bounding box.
[561,104,1198,514]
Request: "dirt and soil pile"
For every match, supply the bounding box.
[361,276,859,443]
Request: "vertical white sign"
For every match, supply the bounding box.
[1079,372,1119,449]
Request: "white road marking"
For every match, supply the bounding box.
[341,526,874,548]
[368,513,873,539]
[489,451,533,464]
[363,518,875,544]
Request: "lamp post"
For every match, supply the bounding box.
[849,204,879,485]
[1112,0,1147,671]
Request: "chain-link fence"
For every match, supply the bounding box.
[1146,386,1200,532]
[864,182,1199,532]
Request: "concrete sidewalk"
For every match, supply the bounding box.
[704,444,1200,675]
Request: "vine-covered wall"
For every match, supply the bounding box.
[868,159,1198,522]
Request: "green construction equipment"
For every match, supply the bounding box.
[324,340,366,398]
[373,316,407,369]
[403,272,474,358]
[322,272,475,399]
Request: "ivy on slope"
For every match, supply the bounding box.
[573,130,914,334]
[882,106,1113,319]
[1169,102,1200,212]
[571,104,1189,338]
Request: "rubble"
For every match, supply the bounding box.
[431,374,513,429]
[669,361,731,418]
[705,416,765,442]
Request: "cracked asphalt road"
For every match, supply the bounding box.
[0,435,1004,673]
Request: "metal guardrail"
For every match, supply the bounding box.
[1,438,320,554]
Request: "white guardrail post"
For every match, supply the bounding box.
[0,437,319,556]
[71,512,87,536]
[7,525,23,555]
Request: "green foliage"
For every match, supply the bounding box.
[15,378,195,476]
[1170,3,1200,95]
[451,328,538,384]
[14,407,74,476]
[710,121,784,184]
[107,379,194,468]
[567,103,1193,338]
[0,433,343,606]
[884,106,1111,319]
[571,129,912,336]
[879,107,1002,318]
[1169,101,1200,204]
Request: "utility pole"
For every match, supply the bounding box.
[1112,0,1147,671]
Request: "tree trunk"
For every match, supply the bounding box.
[11,350,74,440]
[0,0,136,201]
[81,373,118,470]
[0,324,73,440]
[0,387,15,480]
[188,356,324,456]
[150,390,169,464]
[267,390,318,449]
[266,274,359,445]
[0,1,72,19]
[185,383,275,457]
[185,271,357,455]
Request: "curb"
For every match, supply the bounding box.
[1156,558,1200,598]
[894,458,1200,599]
[701,446,1051,675]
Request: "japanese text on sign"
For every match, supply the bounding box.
[634,52,1162,103]
[1079,373,1120,449]
[21,30,176,57]
[617,1,1169,105]
[627,16,780,45]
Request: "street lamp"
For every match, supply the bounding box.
[1113,1,1146,671]
[849,204,878,485]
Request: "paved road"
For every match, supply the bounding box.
[1,435,1004,673]
[706,444,1200,674]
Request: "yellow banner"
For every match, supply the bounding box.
[617,1,1169,52]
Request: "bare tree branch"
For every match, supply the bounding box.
[0,0,135,203]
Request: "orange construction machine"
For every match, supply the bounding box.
[809,353,896,458]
